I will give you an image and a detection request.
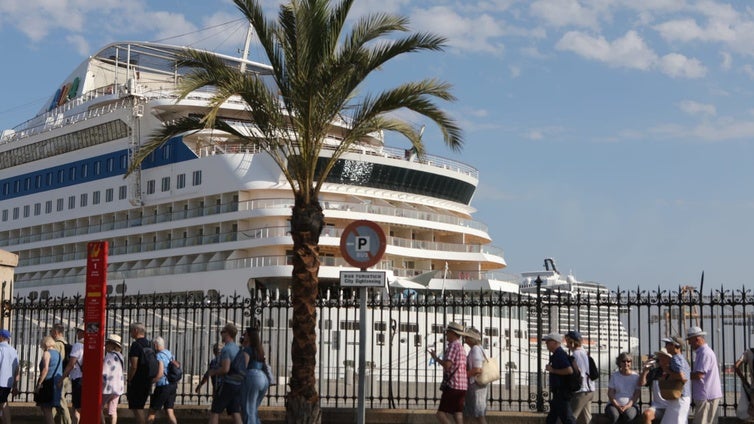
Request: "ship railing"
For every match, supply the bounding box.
[4,283,753,415]
[1,197,490,249]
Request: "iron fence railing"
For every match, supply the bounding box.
[2,281,753,417]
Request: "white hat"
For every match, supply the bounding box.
[106,334,122,348]
[542,332,562,343]
[463,327,482,342]
[686,326,707,339]
[654,348,672,359]
[446,322,465,335]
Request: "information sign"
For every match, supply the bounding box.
[80,241,107,424]
[340,271,386,287]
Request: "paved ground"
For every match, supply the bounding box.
[6,403,742,423]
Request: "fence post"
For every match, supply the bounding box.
[535,276,545,413]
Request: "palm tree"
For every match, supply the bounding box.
[129,0,463,421]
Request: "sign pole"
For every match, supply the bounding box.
[80,241,107,423]
[339,220,386,424]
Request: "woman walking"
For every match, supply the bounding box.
[102,334,125,424]
[463,327,487,424]
[240,327,269,424]
[35,336,63,424]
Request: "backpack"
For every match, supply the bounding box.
[587,355,599,381]
[225,348,248,384]
[567,355,583,392]
[167,357,183,383]
[60,342,73,369]
[140,342,160,380]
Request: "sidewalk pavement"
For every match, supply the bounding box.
[6,403,740,423]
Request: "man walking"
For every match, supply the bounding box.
[208,324,242,424]
[428,322,467,424]
[661,335,691,424]
[50,323,72,424]
[148,336,177,424]
[127,323,153,424]
[61,326,84,424]
[0,329,19,424]
[686,327,722,424]
[543,333,576,424]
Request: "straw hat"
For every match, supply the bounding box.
[446,322,465,335]
[106,334,122,348]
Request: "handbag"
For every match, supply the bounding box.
[264,362,277,386]
[440,367,457,391]
[34,351,61,404]
[658,376,683,400]
[476,351,501,386]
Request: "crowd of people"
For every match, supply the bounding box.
[0,321,272,424]
[535,325,725,424]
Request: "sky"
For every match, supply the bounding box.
[1,0,753,292]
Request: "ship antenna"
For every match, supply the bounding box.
[239,22,253,73]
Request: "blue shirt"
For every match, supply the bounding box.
[41,349,62,381]
[218,341,240,385]
[0,341,19,388]
[156,349,172,386]
[670,353,692,398]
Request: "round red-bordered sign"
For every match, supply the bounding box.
[339,220,386,269]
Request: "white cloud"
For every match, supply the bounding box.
[530,0,602,29]
[556,30,706,79]
[411,6,505,54]
[654,19,705,42]
[743,65,754,80]
[509,65,521,78]
[555,30,657,71]
[678,100,716,117]
[721,52,732,70]
[658,53,707,78]
[66,34,90,56]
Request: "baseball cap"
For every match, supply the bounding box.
[0,329,10,339]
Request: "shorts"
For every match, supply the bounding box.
[150,384,177,411]
[438,388,466,414]
[210,382,242,414]
[102,394,120,416]
[127,380,151,410]
[0,387,10,403]
[71,378,83,409]
[464,382,488,417]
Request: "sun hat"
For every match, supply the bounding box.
[0,329,10,339]
[464,327,482,342]
[686,326,707,339]
[106,334,122,348]
[565,330,582,341]
[661,335,684,347]
[74,324,85,332]
[654,348,672,359]
[542,332,562,343]
[446,322,465,335]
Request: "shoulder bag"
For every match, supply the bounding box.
[658,375,683,400]
[476,350,501,386]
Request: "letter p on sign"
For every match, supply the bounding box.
[356,236,370,251]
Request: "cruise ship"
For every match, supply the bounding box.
[519,258,640,369]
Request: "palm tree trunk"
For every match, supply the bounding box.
[286,199,324,424]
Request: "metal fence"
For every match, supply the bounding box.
[2,281,753,417]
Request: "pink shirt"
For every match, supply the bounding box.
[443,339,467,390]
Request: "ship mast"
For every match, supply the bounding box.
[239,22,253,73]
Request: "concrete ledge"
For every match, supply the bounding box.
[6,403,742,423]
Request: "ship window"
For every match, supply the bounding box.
[58,169,64,183]
[68,196,75,209]
[192,170,202,186]
[69,167,76,181]
[485,328,499,337]
[106,188,114,202]
[81,163,88,178]
[146,180,155,194]
[2,183,7,196]
[45,201,52,214]
[12,207,19,220]
[1,210,7,221]
[94,161,101,175]
[46,172,52,186]
[163,145,171,160]
[177,174,186,189]
[332,331,340,350]
[161,177,170,192]
[374,321,387,331]
[13,180,19,193]
[318,319,331,330]
[35,175,41,188]
[376,333,385,345]
[107,158,114,172]
[414,334,422,347]
[92,191,100,205]
[399,323,419,333]
[514,329,523,338]
[431,324,444,334]
[119,185,127,200]
[340,320,360,331]
[23,205,30,218]
[120,154,127,170]
[57,199,63,211]
[24,177,30,191]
